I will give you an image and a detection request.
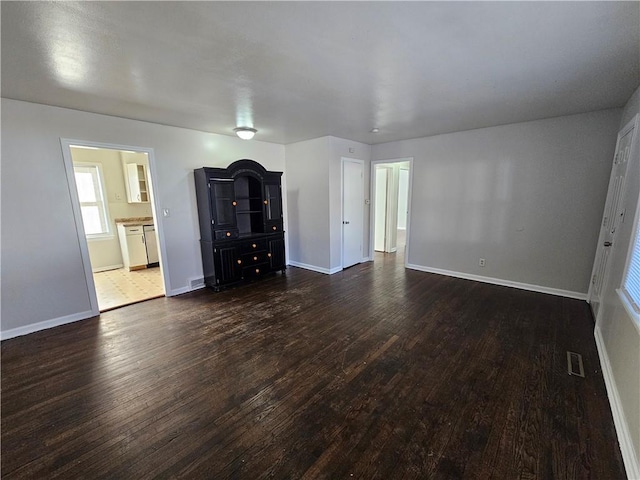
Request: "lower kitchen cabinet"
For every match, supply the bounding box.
[117,224,149,271]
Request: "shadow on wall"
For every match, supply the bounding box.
[287,189,300,260]
[421,159,515,245]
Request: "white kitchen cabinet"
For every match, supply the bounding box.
[117,224,148,270]
[125,163,149,203]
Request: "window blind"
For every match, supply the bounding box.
[622,219,640,313]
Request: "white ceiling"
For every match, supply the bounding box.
[2,1,639,145]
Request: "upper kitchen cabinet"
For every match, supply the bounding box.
[121,151,150,203]
[125,163,149,203]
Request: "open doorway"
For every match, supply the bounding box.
[63,141,166,312]
[371,158,412,263]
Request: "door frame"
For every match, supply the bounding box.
[369,157,414,266]
[587,114,639,316]
[341,157,365,269]
[61,138,169,316]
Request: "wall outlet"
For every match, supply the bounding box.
[479,258,486,267]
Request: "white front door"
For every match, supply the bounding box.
[589,116,638,319]
[342,158,364,268]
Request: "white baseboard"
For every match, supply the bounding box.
[361,256,373,262]
[595,327,640,479]
[91,264,124,273]
[167,284,205,296]
[288,261,342,275]
[1,310,96,341]
[405,264,587,300]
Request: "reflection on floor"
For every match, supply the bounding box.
[93,267,164,311]
[396,228,406,254]
[375,229,406,259]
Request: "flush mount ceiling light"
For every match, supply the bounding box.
[234,127,257,140]
[370,128,380,133]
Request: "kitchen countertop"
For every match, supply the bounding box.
[115,217,154,227]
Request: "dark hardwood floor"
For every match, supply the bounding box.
[1,251,626,479]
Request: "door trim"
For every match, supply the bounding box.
[369,157,414,267]
[61,138,170,316]
[341,157,365,269]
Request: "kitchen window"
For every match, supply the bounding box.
[74,163,111,237]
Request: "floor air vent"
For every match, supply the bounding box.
[567,351,585,378]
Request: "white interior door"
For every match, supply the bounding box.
[589,116,638,319]
[374,167,389,252]
[397,168,409,230]
[342,159,364,268]
[384,167,398,253]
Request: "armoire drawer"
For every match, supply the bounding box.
[214,229,239,240]
[240,251,268,266]
[239,239,267,253]
[242,263,270,279]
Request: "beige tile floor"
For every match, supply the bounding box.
[93,267,164,311]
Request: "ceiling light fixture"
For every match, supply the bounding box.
[370,128,380,133]
[234,127,257,140]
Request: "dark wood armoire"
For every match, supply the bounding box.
[194,159,285,290]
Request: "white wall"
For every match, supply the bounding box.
[284,137,332,270]
[71,147,153,271]
[284,136,370,273]
[595,85,640,478]
[372,109,621,297]
[1,99,285,336]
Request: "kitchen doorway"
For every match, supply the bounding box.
[370,158,413,264]
[62,140,167,312]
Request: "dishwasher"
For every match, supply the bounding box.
[143,225,160,267]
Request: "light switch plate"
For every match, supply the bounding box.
[162,208,170,217]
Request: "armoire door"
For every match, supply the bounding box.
[210,179,237,230]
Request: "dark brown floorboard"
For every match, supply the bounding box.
[1,251,626,479]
